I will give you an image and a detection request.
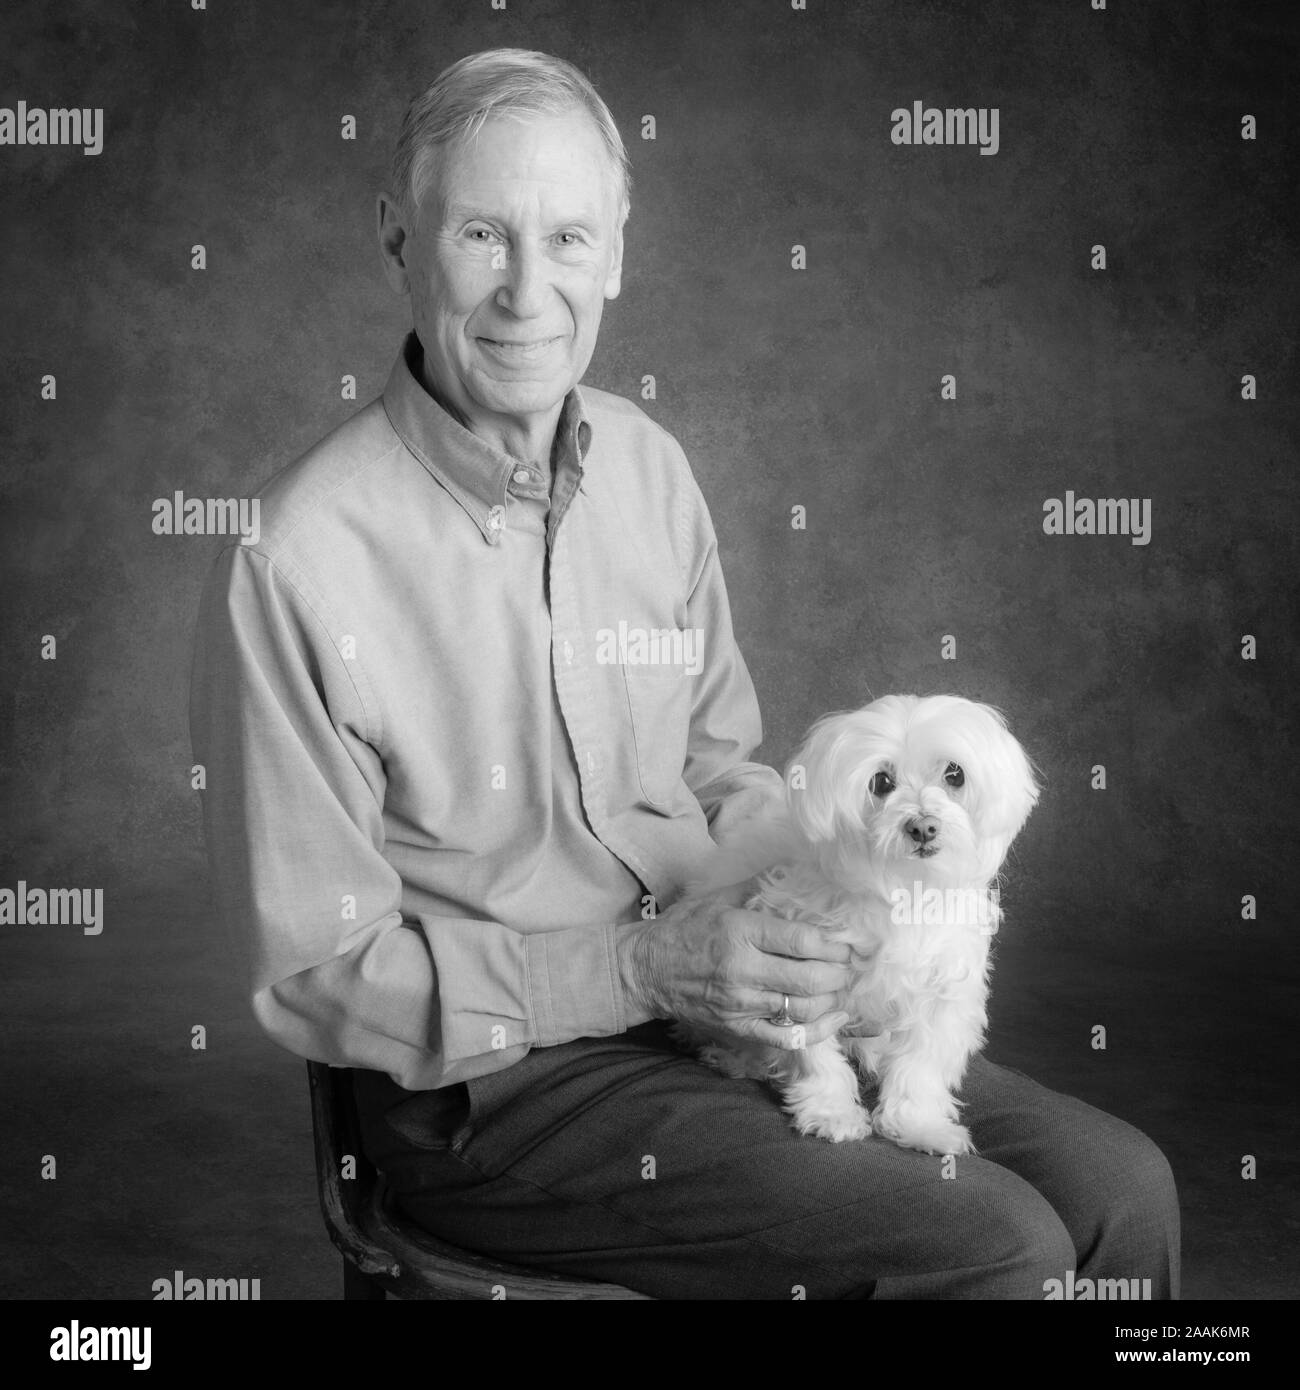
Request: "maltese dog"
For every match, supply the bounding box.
[677,694,1039,1154]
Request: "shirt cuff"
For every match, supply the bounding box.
[525,921,626,1048]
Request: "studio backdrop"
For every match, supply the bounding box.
[1,0,1296,1303]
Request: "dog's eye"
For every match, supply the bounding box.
[869,771,895,797]
[944,762,965,788]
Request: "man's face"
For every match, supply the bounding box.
[393,110,624,453]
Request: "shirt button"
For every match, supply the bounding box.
[562,640,574,664]
[512,468,530,484]
[486,505,505,532]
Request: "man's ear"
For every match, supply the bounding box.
[604,220,624,301]
[377,192,413,295]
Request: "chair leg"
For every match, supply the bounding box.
[343,1257,387,1300]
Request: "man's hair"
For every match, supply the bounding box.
[390,48,631,227]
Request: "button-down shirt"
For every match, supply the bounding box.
[190,333,783,1090]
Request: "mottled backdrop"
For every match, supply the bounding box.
[1,0,1297,1300]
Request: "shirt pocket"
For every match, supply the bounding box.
[621,663,694,810]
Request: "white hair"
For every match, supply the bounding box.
[390,48,631,226]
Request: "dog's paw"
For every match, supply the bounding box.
[872,1105,973,1157]
[790,1103,872,1143]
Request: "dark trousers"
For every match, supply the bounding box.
[353,1021,1180,1300]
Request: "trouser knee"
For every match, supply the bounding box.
[974,1192,1076,1299]
[872,1179,1075,1300]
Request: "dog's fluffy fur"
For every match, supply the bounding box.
[676,694,1039,1153]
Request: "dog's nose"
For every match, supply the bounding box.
[905,815,940,845]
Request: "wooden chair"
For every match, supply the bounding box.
[306,1060,651,1299]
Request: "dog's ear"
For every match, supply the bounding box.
[786,708,894,845]
[963,703,1040,841]
[786,718,845,844]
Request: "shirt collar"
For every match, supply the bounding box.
[382,332,593,545]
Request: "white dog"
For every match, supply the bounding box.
[676,694,1039,1154]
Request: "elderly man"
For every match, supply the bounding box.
[190,48,1179,1300]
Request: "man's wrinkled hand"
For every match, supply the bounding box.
[616,890,859,1050]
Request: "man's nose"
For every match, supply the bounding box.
[496,245,549,317]
[904,815,940,845]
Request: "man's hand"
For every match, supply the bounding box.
[616,890,859,1049]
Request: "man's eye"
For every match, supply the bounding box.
[555,232,580,246]
[944,762,965,788]
[869,771,895,797]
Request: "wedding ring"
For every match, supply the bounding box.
[770,994,796,1027]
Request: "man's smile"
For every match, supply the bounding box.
[476,334,566,361]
